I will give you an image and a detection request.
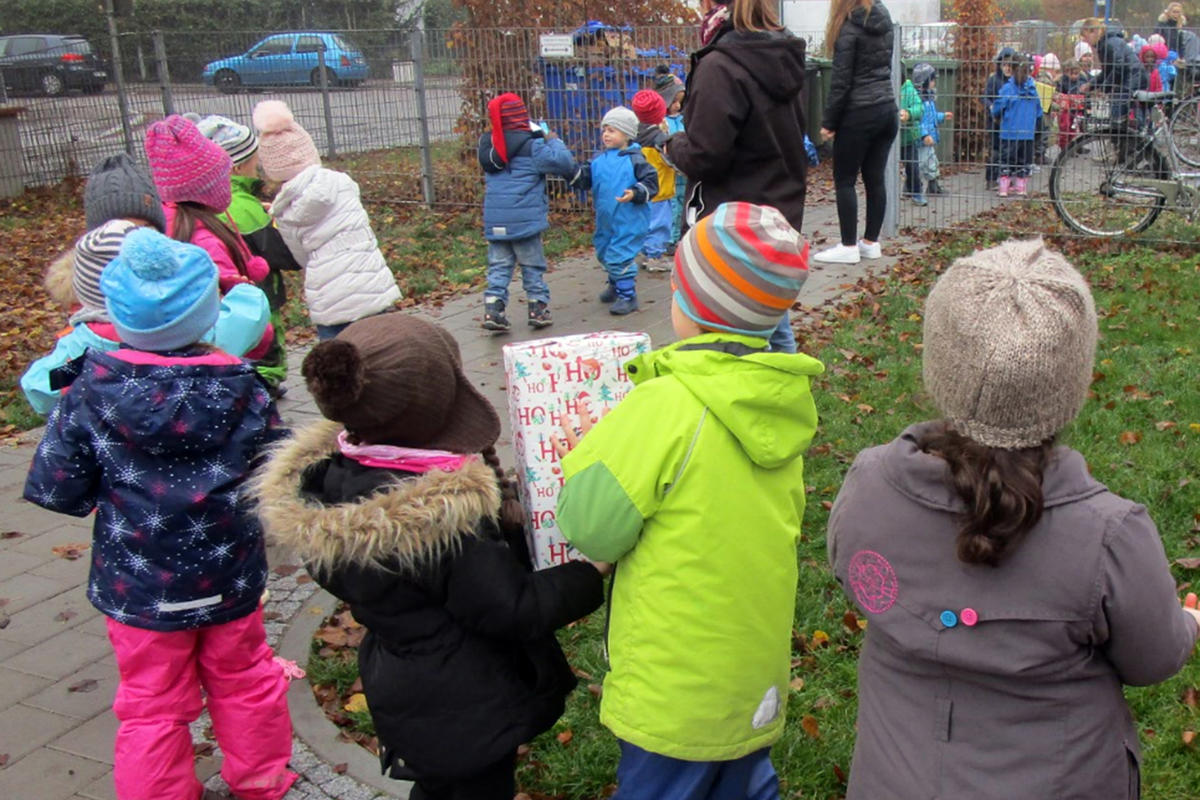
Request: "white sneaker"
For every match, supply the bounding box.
[813,243,861,264]
[857,240,882,260]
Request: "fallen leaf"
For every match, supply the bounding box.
[343,693,369,713]
[587,683,603,699]
[820,500,834,511]
[1118,431,1142,446]
[1175,558,1200,569]
[1184,730,1196,747]
[801,714,821,739]
[193,742,215,758]
[0,531,21,539]
[54,610,77,622]
[1156,421,1177,431]
[811,630,830,647]
[0,753,7,767]
[68,678,98,693]
[1187,688,1200,709]
[556,730,574,745]
[333,763,348,774]
[833,763,848,783]
[51,543,90,560]
[789,676,805,692]
[842,610,861,634]
[272,564,300,577]
[516,744,532,758]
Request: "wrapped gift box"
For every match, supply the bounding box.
[503,331,652,569]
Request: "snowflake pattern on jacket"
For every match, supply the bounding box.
[24,347,284,632]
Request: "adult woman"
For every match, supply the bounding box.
[1079,18,1147,131]
[667,0,808,353]
[1155,2,1187,54]
[829,239,1199,800]
[813,0,898,265]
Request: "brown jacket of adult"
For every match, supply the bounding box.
[666,26,808,231]
[828,423,1198,800]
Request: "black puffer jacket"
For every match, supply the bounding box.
[1096,27,1148,93]
[667,26,808,230]
[822,1,896,130]
[256,421,604,780]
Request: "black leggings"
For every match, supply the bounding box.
[832,107,899,246]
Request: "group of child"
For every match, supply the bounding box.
[478,66,686,327]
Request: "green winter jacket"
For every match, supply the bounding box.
[222,175,271,235]
[900,79,924,146]
[557,334,824,760]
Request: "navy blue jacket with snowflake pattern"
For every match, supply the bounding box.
[24,347,283,632]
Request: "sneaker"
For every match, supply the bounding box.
[609,295,639,315]
[1014,177,1029,196]
[997,176,1011,197]
[527,301,552,329]
[858,240,882,260]
[643,256,671,273]
[482,299,510,332]
[813,243,861,264]
[599,283,617,303]
[926,179,946,195]
[912,194,928,206]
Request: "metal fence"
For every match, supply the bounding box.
[2,21,1199,243]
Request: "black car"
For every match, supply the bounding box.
[0,34,107,97]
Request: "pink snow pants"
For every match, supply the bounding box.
[106,607,297,800]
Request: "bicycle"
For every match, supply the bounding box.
[1049,90,1200,236]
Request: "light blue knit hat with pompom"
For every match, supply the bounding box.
[100,227,220,352]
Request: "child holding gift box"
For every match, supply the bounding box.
[555,201,824,798]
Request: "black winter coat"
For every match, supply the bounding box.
[256,421,604,780]
[666,26,808,231]
[822,1,896,131]
[1155,17,1184,54]
[1096,28,1148,94]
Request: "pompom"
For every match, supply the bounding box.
[253,100,296,134]
[121,227,181,280]
[43,250,77,309]
[302,339,366,412]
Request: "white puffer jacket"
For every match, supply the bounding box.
[272,165,401,326]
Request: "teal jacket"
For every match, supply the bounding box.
[557,334,824,760]
[900,79,924,145]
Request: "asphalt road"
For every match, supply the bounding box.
[8,78,461,186]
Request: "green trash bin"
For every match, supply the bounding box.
[805,56,831,144]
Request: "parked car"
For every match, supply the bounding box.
[0,34,107,97]
[202,32,368,93]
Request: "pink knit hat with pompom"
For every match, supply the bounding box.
[144,115,233,211]
[253,101,321,182]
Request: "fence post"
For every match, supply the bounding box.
[153,32,174,117]
[317,49,338,159]
[410,27,435,207]
[104,0,135,156]
[883,22,901,240]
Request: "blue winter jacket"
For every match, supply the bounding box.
[992,78,1043,141]
[478,129,577,241]
[919,97,948,144]
[24,347,283,632]
[574,144,658,266]
[665,113,685,137]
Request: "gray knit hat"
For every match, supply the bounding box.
[922,238,1098,450]
[601,106,639,140]
[83,153,167,233]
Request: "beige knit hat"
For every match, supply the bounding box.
[922,238,1098,450]
[252,100,321,182]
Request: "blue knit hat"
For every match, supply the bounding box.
[101,228,220,352]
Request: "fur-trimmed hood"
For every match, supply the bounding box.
[254,419,501,576]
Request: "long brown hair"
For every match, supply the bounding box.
[917,422,1054,567]
[169,201,250,278]
[730,0,782,33]
[825,0,871,55]
[480,445,525,534]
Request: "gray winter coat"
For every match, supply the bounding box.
[828,423,1197,800]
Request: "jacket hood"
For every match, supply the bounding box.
[625,334,824,468]
[253,420,501,576]
[478,129,537,174]
[269,163,322,220]
[994,46,1017,77]
[850,2,894,35]
[712,30,807,102]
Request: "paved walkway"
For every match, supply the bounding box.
[0,196,925,800]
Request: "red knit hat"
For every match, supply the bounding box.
[631,90,667,125]
[487,93,531,165]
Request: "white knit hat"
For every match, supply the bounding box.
[252,101,321,182]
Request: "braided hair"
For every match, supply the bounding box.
[480,445,526,534]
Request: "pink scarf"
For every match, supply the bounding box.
[700,4,732,46]
[337,430,476,473]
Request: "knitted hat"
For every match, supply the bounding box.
[1075,41,1093,60]
[1041,52,1061,72]
[654,69,684,108]
[193,114,259,165]
[301,314,501,452]
[487,93,531,165]
[144,115,233,211]
[601,106,639,140]
[83,153,166,232]
[74,218,138,315]
[100,227,221,352]
[253,100,322,183]
[922,238,1098,450]
[631,89,667,125]
[672,202,810,338]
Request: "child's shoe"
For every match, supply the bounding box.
[813,243,861,264]
[527,301,552,329]
[599,283,617,303]
[927,179,946,195]
[1014,177,1029,196]
[997,176,1011,197]
[482,298,510,332]
[912,193,928,206]
[610,295,639,315]
[643,256,671,273]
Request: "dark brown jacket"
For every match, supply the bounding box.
[829,423,1197,800]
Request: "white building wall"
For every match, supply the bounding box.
[782,0,942,45]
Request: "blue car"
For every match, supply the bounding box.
[203,32,368,93]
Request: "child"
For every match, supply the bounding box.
[1142,45,1166,93]
[899,68,925,205]
[828,238,1200,800]
[252,100,402,340]
[1055,59,1088,150]
[991,56,1042,197]
[253,313,605,799]
[24,227,296,800]
[555,202,823,797]
[1032,55,1055,166]
[477,92,577,332]
[1040,51,1062,85]
[194,113,301,390]
[984,48,1017,190]
[914,63,952,198]
[570,106,657,315]
[630,89,676,273]
[657,68,687,251]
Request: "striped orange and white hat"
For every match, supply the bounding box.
[672,202,809,338]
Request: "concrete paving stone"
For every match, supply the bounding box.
[78,770,117,800]
[0,464,32,492]
[0,703,78,765]
[0,746,109,800]
[77,613,111,638]
[30,552,93,584]
[0,638,30,662]
[13,524,97,559]
[0,665,52,711]
[0,549,46,582]
[2,498,79,536]
[47,709,118,764]
[0,584,98,644]
[0,446,33,467]
[0,572,73,615]
[25,662,118,721]
[2,628,111,681]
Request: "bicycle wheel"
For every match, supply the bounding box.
[1049,130,1166,237]
[1169,95,1200,167]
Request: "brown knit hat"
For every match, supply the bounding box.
[922,238,1098,450]
[301,314,501,452]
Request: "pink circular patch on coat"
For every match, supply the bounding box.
[847,550,899,614]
